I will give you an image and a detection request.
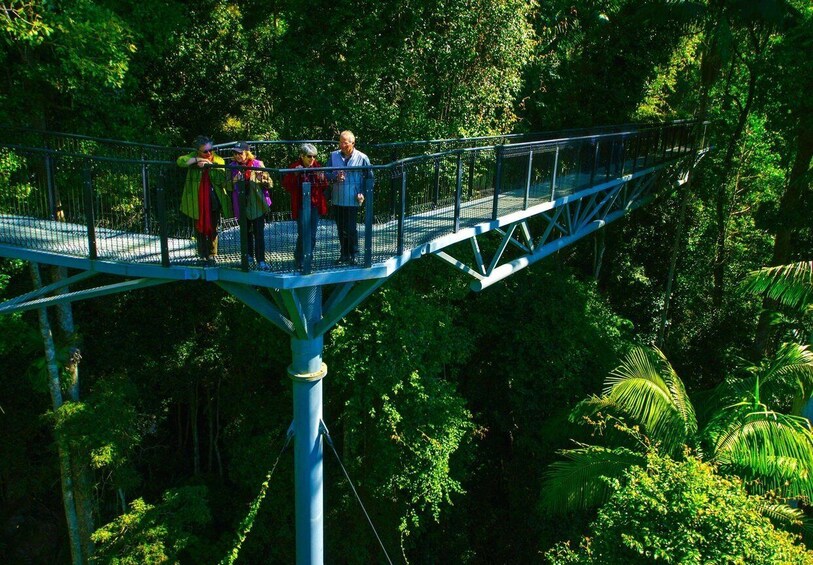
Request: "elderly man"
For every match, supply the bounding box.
[328,130,374,265]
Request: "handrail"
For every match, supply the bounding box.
[1,119,702,159]
[0,125,185,151]
[0,120,708,278]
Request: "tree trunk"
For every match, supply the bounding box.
[658,79,712,346]
[207,392,214,472]
[593,230,605,281]
[215,376,223,476]
[712,64,758,308]
[192,382,200,475]
[753,127,813,354]
[30,263,84,565]
[51,266,96,560]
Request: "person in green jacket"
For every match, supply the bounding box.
[177,135,233,262]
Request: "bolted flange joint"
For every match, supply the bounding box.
[288,362,328,382]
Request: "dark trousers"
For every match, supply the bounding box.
[334,205,358,260]
[195,209,221,258]
[246,216,266,261]
[295,204,320,267]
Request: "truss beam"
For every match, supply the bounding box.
[432,158,681,292]
[0,276,172,315]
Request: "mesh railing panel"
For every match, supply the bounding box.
[0,121,706,275]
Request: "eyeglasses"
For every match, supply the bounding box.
[303,154,317,158]
[198,149,213,155]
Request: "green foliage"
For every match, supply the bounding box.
[0,0,136,128]
[90,486,213,564]
[546,453,813,564]
[327,268,475,548]
[706,403,813,499]
[1,1,53,46]
[600,346,697,454]
[541,443,646,515]
[714,342,813,412]
[544,343,813,512]
[52,374,143,491]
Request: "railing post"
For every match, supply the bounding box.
[82,160,97,260]
[397,168,406,256]
[467,150,475,199]
[618,135,627,177]
[524,148,533,209]
[389,169,399,219]
[364,173,374,267]
[156,168,170,267]
[631,132,640,173]
[492,145,504,220]
[573,141,584,191]
[142,154,151,234]
[432,157,440,207]
[239,171,249,270]
[454,152,463,232]
[662,126,669,161]
[682,125,690,155]
[700,122,708,152]
[689,123,698,158]
[642,130,651,169]
[44,149,58,221]
[590,139,599,187]
[551,145,560,201]
[302,181,313,274]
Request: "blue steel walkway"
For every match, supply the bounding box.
[0,121,707,294]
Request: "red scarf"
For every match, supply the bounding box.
[196,167,214,236]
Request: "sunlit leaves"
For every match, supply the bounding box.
[547,453,813,564]
[90,486,212,564]
[0,0,53,46]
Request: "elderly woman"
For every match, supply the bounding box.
[177,135,232,262]
[228,142,272,270]
[282,143,329,269]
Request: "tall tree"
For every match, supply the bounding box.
[752,4,813,353]
[29,263,83,564]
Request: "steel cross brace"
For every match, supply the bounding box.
[216,278,388,340]
[432,167,673,291]
[0,270,173,315]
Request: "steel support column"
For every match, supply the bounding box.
[288,286,327,565]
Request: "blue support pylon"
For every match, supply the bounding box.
[288,286,327,565]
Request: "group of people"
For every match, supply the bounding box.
[177,130,373,269]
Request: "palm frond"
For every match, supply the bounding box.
[603,346,697,454]
[717,343,813,412]
[708,405,813,499]
[772,343,813,392]
[744,261,813,312]
[540,445,646,514]
[568,395,616,424]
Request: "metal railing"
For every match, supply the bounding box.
[0,121,707,275]
[0,126,185,161]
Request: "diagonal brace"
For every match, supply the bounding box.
[0,276,170,315]
[217,281,295,336]
[0,269,98,313]
[313,278,388,336]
